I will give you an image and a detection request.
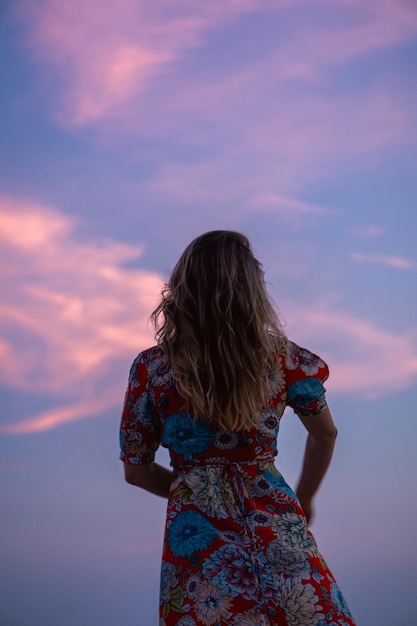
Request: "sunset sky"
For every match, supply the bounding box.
[1,1,416,625]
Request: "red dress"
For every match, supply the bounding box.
[120,340,357,626]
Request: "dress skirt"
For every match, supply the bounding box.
[159,460,355,626]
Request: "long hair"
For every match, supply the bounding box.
[151,230,285,430]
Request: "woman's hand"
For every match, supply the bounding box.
[296,494,315,526]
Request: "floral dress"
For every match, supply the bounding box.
[119,340,356,626]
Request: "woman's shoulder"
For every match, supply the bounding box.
[137,344,165,362]
[130,345,175,390]
[128,345,167,376]
[269,332,287,355]
[283,339,329,382]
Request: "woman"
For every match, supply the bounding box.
[120,230,356,626]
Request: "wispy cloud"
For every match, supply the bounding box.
[287,305,417,397]
[351,226,387,239]
[16,0,264,125]
[243,193,337,216]
[1,395,116,435]
[16,0,417,130]
[268,0,417,82]
[350,252,417,271]
[0,195,164,433]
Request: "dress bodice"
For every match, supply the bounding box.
[120,341,329,468]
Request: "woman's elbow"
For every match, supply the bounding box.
[329,424,338,439]
[321,425,338,442]
[311,425,338,445]
[124,472,136,486]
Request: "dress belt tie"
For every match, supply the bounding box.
[172,456,276,469]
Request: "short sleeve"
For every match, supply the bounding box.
[285,341,329,416]
[119,352,161,464]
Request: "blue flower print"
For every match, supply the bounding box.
[147,350,173,386]
[311,565,325,584]
[131,391,148,419]
[263,468,297,499]
[131,392,159,433]
[127,354,143,388]
[168,510,217,557]
[287,378,325,409]
[330,583,353,618]
[162,413,214,460]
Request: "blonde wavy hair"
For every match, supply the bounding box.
[151,230,285,430]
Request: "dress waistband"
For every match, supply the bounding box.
[172,456,276,469]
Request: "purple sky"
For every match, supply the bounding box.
[1,1,416,625]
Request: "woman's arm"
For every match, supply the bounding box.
[123,462,172,498]
[295,405,338,524]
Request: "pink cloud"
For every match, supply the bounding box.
[16,0,267,125]
[141,86,410,206]
[350,252,417,271]
[351,226,387,239]
[243,193,338,216]
[1,394,116,435]
[0,195,164,433]
[286,305,417,396]
[269,0,417,82]
[15,0,417,128]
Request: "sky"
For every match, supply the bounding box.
[0,1,416,624]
